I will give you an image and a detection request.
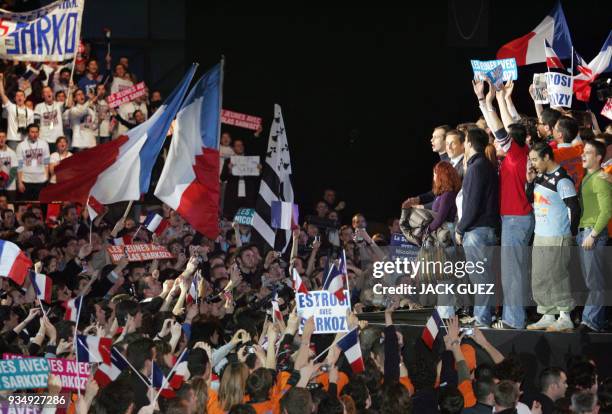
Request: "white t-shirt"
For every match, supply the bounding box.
[49,151,72,184]
[116,101,148,136]
[0,146,18,190]
[34,101,64,144]
[110,77,133,95]
[64,104,97,149]
[16,139,50,183]
[3,102,35,142]
[94,100,111,138]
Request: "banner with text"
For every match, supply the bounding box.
[3,354,89,391]
[546,72,573,108]
[234,208,255,225]
[471,58,518,82]
[0,358,49,391]
[532,73,549,104]
[107,244,174,263]
[231,156,260,176]
[107,82,146,108]
[221,109,262,131]
[296,290,350,334]
[0,0,84,62]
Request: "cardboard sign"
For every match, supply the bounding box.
[296,290,350,334]
[107,244,174,263]
[0,358,49,390]
[486,65,504,91]
[390,233,410,247]
[532,74,549,104]
[471,58,518,82]
[221,109,262,131]
[234,208,255,225]
[3,354,89,391]
[546,72,573,108]
[231,156,260,176]
[602,98,612,120]
[107,82,146,108]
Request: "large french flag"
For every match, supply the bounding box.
[574,31,612,102]
[154,63,222,240]
[421,309,444,350]
[40,64,197,204]
[30,272,52,303]
[336,328,364,373]
[76,335,112,364]
[497,1,572,66]
[0,239,32,285]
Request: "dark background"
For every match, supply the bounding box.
[182,2,611,225]
[75,0,611,226]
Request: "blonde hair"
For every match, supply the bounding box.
[190,377,208,412]
[218,362,249,411]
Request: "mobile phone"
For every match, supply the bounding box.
[460,327,473,336]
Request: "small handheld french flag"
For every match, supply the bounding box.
[271,201,299,230]
[94,347,128,388]
[63,296,83,322]
[142,212,170,236]
[110,234,132,246]
[0,239,33,286]
[76,335,112,364]
[186,272,200,304]
[323,250,347,302]
[152,362,176,398]
[292,268,308,294]
[336,328,364,373]
[421,309,444,350]
[30,271,52,303]
[271,295,283,323]
[86,196,105,221]
[168,350,190,389]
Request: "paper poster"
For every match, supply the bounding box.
[231,156,260,176]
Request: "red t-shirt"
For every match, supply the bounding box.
[500,140,532,216]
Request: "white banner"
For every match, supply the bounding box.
[546,72,573,108]
[296,290,350,334]
[0,0,84,62]
[231,156,260,176]
[532,73,549,104]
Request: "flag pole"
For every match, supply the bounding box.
[152,347,187,403]
[73,296,83,399]
[342,249,352,311]
[122,200,134,221]
[312,329,353,362]
[115,348,152,388]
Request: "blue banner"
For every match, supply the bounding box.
[0,358,49,390]
[471,58,518,82]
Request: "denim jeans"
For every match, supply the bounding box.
[576,228,609,331]
[463,226,497,325]
[500,214,534,328]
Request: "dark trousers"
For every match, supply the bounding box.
[18,182,46,201]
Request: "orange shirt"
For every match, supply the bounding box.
[458,379,477,408]
[553,144,584,190]
[314,371,349,395]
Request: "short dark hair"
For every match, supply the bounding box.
[466,128,489,153]
[585,139,606,162]
[245,368,274,401]
[56,136,68,145]
[508,123,527,147]
[446,129,465,143]
[90,376,135,414]
[126,337,154,371]
[27,124,39,133]
[187,348,210,378]
[540,367,565,393]
[438,386,464,414]
[555,116,579,143]
[280,388,313,414]
[474,380,495,403]
[60,67,71,75]
[494,380,519,409]
[530,142,555,162]
[340,376,369,410]
[541,108,562,131]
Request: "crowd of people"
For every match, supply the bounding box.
[0,15,612,414]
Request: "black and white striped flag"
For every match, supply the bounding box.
[252,104,294,252]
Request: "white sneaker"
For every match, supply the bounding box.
[546,316,574,332]
[527,315,556,330]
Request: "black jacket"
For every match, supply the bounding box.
[456,153,499,235]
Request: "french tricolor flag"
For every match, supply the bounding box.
[323,249,347,302]
[142,212,169,236]
[271,201,299,230]
[94,347,128,388]
[86,196,105,221]
[154,63,223,240]
[544,40,565,70]
[574,31,612,102]
[421,309,444,350]
[76,335,112,364]
[40,65,197,206]
[0,239,32,286]
[63,296,83,322]
[30,271,52,304]
[168,350,190,389]
[292,268,308,294]
[271,295,283,323]
[497,1,573,66]
[336,328,364,373]
[152,362,176,398]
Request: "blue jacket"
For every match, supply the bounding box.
[456,153,499,235]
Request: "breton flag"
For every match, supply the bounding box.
[292,267,308,294]
[497,1,573,66]
[336,328,364,373]
[574,31,612,102]
[76,335,112,364]
[545,40,565,70]
[271,201,299,230]
[251,104,294,252]
[63,296,83,322]
[0,239,32,285]
[94,347,129,388]
[40,64,197,205]
[86,196,105,221]
[30,271,52,303]
[142,212,170,236]
[154,63,223,240]
[421,309,445,350]
[323,250,347,302]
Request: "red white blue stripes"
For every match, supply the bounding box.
[0,239,32,285]
[30,272,52,303]
[76,335,112,364]
[336,328,364,373]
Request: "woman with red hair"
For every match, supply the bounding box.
[418,161,462,232]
